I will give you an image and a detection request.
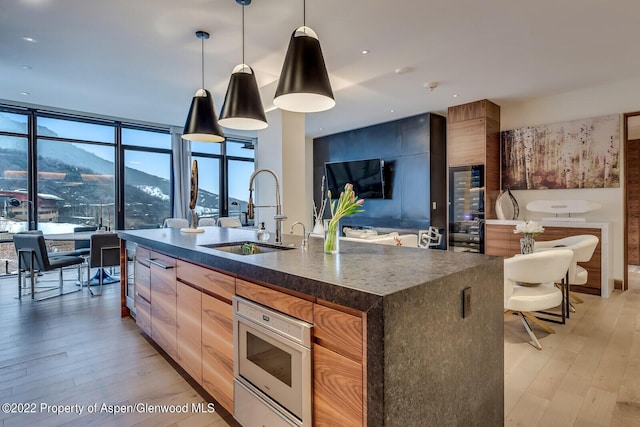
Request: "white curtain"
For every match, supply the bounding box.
[171,126,191,222]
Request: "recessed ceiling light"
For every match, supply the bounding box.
[395,67,413,75]
[390,109,395,113]
[22,36,37,43]
[361,49,369,55]
[20,92,30,96]
[22,65,32,70]
[453,94,459,98]
[424,82,438,91]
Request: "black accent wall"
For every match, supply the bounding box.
[313,113,447,231]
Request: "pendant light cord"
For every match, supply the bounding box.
[303,0,306,26]
[201,35,205,89]
[242,4,245,65]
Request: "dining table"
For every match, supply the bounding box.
[43,230,120,287]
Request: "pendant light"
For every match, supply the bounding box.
[273,0,335,113]
[219,0,268,130]
[183,31,225,142]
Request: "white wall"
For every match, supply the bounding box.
[501,75,640,281]
[255,110,284,234]
[256,110,310,238]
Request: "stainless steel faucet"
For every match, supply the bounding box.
[247,168,287,244]
[289,221,308,248]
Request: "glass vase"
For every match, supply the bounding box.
[312,218,325,235]
[324,219,339,254]
[520,235,535,254]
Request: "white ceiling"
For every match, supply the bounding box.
[2,0,640,138]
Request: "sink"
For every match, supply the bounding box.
[200,241,295,255]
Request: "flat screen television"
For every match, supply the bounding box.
[325,158,385,199]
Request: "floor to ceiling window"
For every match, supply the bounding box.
[0,109,29,232]
[0,107,30,273]
[226,140,256,225]
[191,141,222,223]
[122,127,172,229]
[35,115,116,233]
[0,102,256,274]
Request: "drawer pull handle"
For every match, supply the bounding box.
[147,258,174,269]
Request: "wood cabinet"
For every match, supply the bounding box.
[314,345,363,427]
[176,281,202,384]
[132,249,370,424]
[236,278,314,323]
[149,252,177,359]
[134,248,151,336]
[486,223,603,294]
[176,259,236,414]
[447,99,501,220]
[313,302,365,427]
[202,293,234,414]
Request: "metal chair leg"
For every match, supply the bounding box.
[521,315,542,350]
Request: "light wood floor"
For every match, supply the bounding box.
[505,269,640,427]
[0,271,238,427]
[1,269,639,426]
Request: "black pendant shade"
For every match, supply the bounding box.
[183,89,225,142]
[219,65,268,130]
[274,26,335,113]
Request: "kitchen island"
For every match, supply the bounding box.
[118,226,504,427]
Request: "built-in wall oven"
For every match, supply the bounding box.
[233,296,313,427]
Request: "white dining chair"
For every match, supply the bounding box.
[163,218,189,229]
[217,217,242,228]
[504,249,573,350]
[198,218,217,226]
[534,235,599,311]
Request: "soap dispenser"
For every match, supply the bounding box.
[257,222,270,242]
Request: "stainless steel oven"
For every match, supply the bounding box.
[233,296,313,427]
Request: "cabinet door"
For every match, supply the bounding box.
[177,281,202,384]
[134,261,151,336]
[485,224,518,257]
[150,254,177,359]
[314,345,363,427]
[447,118,487,167]
[202,293,234,414]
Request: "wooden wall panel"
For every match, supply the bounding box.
[485,117,501,220]
[627,139,640,265]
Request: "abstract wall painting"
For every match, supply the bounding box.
[501,114,620,190]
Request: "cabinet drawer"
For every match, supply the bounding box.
[136,246,151,266]
[148,251,176,269]
[236,279,313,323]
[135,294,151,336]
[314,304,363,362]
[135,261,150,302]
[176,260,235,301]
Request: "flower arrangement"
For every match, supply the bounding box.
[324,183,364,253]
[513,220,544,238]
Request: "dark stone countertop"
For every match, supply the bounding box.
[118,226,498,312]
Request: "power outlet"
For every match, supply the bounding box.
[462,287,472,318]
